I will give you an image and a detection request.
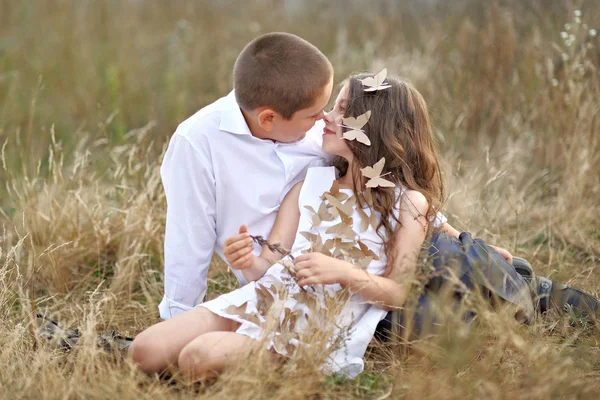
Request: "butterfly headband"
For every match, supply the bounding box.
[359,68,392,92]
[333,68,395,188]
[336,68,392,144]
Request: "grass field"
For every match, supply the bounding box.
[1,0,600,398]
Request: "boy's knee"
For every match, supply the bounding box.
[128,332,163,373]
[128,335,148,366]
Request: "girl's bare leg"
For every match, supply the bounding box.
[178,331,275,380]
[128,307,239,374]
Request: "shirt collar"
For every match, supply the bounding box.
[219,90,253,136]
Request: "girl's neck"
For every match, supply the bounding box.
[337,160,356,189]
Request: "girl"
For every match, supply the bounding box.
[130,72,445,379]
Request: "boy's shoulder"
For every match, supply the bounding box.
[174,91,242,142]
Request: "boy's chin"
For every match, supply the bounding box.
[294,132,307,142]
[276,132,306,143]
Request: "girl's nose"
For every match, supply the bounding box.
[323,110,333,122]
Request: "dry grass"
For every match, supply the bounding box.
[1,0,600,398]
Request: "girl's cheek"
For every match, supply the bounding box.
[335,116,343,137]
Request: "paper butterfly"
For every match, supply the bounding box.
[360,157,395,188]
[355,201,377,232]
[325,209,356,240]
[359,68,392,92]
[323,180,349,202]
[340,110,371,146]
[304,201,334,226]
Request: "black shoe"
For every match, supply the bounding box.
[511,257,600,322]
[535,277,600,322]
[513,257,534,284]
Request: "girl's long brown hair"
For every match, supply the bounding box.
[332,74,445,276]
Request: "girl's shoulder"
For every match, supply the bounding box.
[397,188,429,215]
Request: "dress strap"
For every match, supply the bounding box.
[297,166,336,210]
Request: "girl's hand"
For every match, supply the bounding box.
[223,225,255,269]
[293,252,351,287]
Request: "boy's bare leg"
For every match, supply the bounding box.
[178,331,276,380]
[128,307,239,374]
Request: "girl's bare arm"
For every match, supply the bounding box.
[342,190,429,311]
[227,181,302,282]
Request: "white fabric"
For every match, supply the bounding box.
[159,91,448,319]
[200,166,391,378]
[159,91,328,319]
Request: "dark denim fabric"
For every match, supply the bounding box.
[375,230,534,341]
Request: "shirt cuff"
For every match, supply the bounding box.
[431,211,447,228]
[158,294,194,320]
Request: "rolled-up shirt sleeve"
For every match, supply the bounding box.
[158,133,216,319]
[432,210,447,228]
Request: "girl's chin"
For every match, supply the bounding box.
[321,144,335,155]
[322,145,344,157]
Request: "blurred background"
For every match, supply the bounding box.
[1,0,598,159]
[1,1,600,398]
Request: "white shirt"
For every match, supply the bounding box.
[159,91,447,319]
[159,91,328,319]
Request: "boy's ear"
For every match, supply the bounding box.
[257,108,277,132]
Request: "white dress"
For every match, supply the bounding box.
[200,166,390,378]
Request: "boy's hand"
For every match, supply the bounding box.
[490,245,513,264]
[223,225,256,269]
[293,252,351,287]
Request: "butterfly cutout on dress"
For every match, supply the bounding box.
[321,180,349,202]
[325,209,356,240]
[323,192,356,218]
[304,201,334,226]
[339,110,372,146]
[255,284,276,315]
[224,301,262,325]
[360,68,392,92]
[299,231,325,254]
[361,157,395,188]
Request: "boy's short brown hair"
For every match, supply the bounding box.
[233,32,333,120]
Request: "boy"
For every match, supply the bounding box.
[158,32,334,319]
